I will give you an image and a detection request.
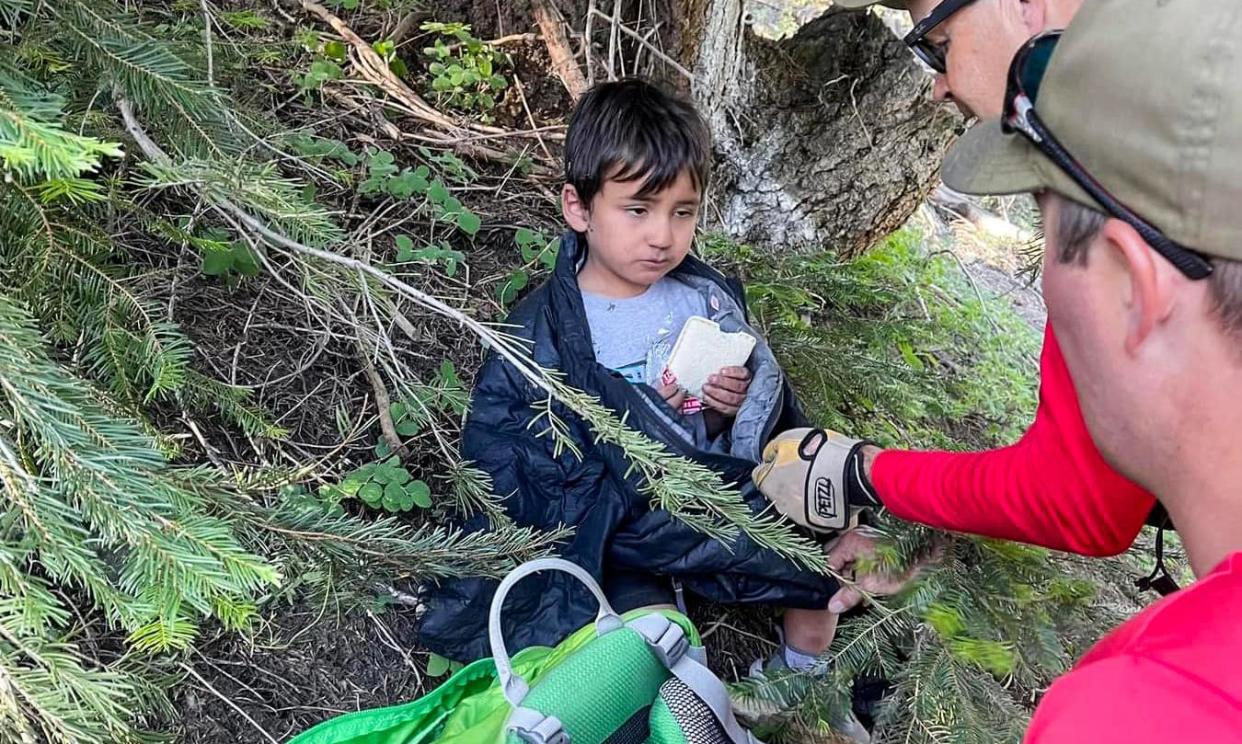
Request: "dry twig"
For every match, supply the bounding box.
[532,0,589,100]
[588,8,693,81]
[301,0,551,167]
[358,351,411,461]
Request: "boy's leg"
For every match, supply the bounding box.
[782,607,839,666]
[776,608,873,742]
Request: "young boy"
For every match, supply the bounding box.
[419,79,847,695]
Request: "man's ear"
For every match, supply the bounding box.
[1019,0,1048,35]
[562,184,591,233]
[1100,218,1176,356]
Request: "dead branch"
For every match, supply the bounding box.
[485,32,541,47]
[930,185,1035,245]
[445,32,540,53]
[532,0,589,100]
[356,345,411,461]
[301,0,554,168]
[303,0,455,127]
[388,9,427,46]
[587,8,692,81]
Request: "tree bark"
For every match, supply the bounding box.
[513,0,956,255]
[669,1,958,255]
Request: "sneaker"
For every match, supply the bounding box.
[730,649,872,744]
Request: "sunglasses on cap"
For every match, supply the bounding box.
[1003,31,1214,280]
[904,0,976,74]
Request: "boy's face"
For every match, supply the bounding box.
[563,168,701,298]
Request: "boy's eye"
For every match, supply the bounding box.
[626,206,648,216]
[676,209,697,218]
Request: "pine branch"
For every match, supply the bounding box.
[0,298,280,646]
[0,76,122,181]
[48,0,219,119]
[250,496,573,581]
[0,607,146,744]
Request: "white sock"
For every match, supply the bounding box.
[782,644,820,671]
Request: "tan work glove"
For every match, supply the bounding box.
[751,428,881,533]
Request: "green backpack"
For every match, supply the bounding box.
[289,558,761,744]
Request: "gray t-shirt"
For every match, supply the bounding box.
[582,277,716,448]
[582,277,706,386]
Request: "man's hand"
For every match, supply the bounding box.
[752,428,882,532]
[702,366,751,417]
[826,528,944,614]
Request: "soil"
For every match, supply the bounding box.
[175,601,425,742]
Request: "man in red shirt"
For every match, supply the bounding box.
[771,0,1160,567]
[947,2,1242,736]
[766,1,1242,738]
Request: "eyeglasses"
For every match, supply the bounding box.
[1003,32,1214,280]
[904,0,976,74]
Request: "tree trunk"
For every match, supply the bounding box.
[512,0,955,255]
[668,1,958,255]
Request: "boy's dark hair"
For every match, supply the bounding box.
[564,78,712,207]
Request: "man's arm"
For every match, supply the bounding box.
[867,325,1154,556]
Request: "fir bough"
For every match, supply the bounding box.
[0,1,566,739]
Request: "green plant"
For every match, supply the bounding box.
[359,149,481,234]
[395,235,466,276]
[333,457,434,512]
[296,58,343,91]
[421,21,509,122]
[375,360,469,459]
[372,38,409,78]
[295,36,348,91]
[499,227,560,305]
[426,652,464,677]
[423,147,477,184]
[164,224,262,280]
[321,359,471,515]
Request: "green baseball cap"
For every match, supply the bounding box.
[943,0,1242,263]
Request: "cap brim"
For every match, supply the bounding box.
[942,118,1099,210]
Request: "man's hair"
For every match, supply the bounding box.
[564,78,712,207]
[1053,195,1242,344]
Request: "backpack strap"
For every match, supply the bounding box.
[627,614,762,744]
[489,558,625,707]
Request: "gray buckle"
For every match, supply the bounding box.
[508,708,569,744]
[648,621,689,668]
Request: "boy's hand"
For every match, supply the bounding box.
[656,377,687,411]
[702,366,751,417]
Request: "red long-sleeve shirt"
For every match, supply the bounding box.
[870,326,1242,741]
[870,324,1154,556]
[1025,551,1242,743]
